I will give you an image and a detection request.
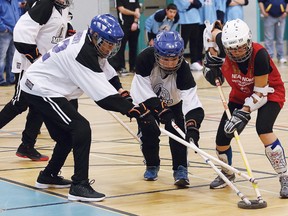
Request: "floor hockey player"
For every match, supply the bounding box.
[202,18,288,198]
[0,0,73,161]
[130,31,204,187]
[19,14,148,201]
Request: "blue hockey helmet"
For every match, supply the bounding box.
[154,31,184,74]
[89,14,124,58]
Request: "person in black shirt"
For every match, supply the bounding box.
[109,0,141,75]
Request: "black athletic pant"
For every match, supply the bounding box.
[22,92,90,183]
[180,23,201,64]
[139,102,187,170]
[110,25,140,71]
[0,71,43,147]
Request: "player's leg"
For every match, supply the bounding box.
[256,101,288,198]
[210,102,242,189]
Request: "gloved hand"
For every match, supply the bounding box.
[120,90,132,103]
[155,101,175,124]
[25,47,41,64]
[127,103,150,120]
[185,119,200,148]
[224,109,251,138]
[203,66,225,86]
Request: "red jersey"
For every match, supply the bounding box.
[221,43,285,108]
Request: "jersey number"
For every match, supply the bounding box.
[42,39,70,62]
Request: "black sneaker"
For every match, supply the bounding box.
[210,170,235,189]
[35,171,72,189]
[68,179,106,202]
[16,143,49,161]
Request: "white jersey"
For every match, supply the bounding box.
[20,30,120,102]
[12,0,69,73]
[130,47,203,117]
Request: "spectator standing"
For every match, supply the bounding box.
[258,0,288,63]
[174,0,203,71]
[225,0,249,22]
[0,0,20,86]
[109,0,141,75]
[197,0,226,65]
[145,3,179,47]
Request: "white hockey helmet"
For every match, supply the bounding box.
[221,19,252,63]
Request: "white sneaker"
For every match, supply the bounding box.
[190,62,203,71]
[279,58,287,64]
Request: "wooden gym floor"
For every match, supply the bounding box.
[0,62,288,216]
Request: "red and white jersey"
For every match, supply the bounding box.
[12,0,69,73]
[222,43,285,108]
[20,30,119,102]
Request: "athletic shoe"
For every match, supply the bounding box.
[117,68,129,76]
[173,165,189,187]
[280,175,288,198]
[210,171,236,189]
[16,143,49,161]
[190,62,203,71]
[35,171,72,189]
[144,166,159,181]
[68,179,106,202]
[279,58,287,64]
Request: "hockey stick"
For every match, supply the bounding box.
[158,126,256,183]
[108,111,142,144]
[215,78,267,209]
[171,120,251,205]
[108,111,256,184]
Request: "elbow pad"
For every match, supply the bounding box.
[244,85,274,112]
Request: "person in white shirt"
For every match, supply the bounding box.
[20,13,150,202]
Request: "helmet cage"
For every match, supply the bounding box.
[91,33,121,58]
[224,40,253,63]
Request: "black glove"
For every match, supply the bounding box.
[127,103,150,119]
[25,47,41,64]
[66,22,76,37]
[224,109,251,138]
[155,101,175,124]
[203,67,225,86]
[120,90,132,103]
[185,119,200,148]
[203,52,224,68]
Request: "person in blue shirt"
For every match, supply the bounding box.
[225,0,249,22]
[0,0,20,86]
[145,3,179,46]
[197,0,226,65]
